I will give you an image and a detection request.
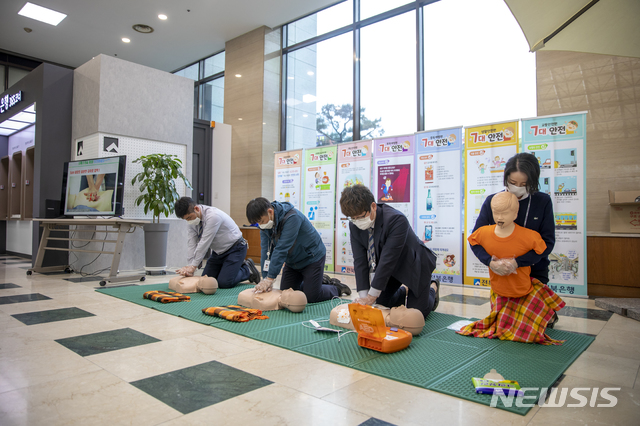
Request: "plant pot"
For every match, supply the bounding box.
[143,222,170,271]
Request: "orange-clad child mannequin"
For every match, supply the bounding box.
[458,191,566,345]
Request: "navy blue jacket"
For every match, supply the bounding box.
[350,204,436,296]
[259,201,326,278]
[471,191,555,283]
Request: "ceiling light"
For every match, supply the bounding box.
[235,74,242,78]
[18,2,66,26]
[24,104,35,113]
[10,111,36,124]
[288,77,294,80]
[307,71,314,76]
[158,14,168,20]
[238,118,243,121]
[303,114,308,118]
[122,38,130,43]
[302,94,316,103]
[132,24,154,33]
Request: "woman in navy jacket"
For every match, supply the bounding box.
[246,198,350,302]
[471,152,560,325]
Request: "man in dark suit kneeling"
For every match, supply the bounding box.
[340,184,440,318]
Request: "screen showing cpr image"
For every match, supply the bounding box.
[64,157,121,215]
[377,164,411,203]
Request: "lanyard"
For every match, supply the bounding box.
[523,196,531,228]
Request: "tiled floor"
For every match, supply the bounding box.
[0,255,639,425]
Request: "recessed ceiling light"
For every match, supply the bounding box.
[303,114,308,118]
[18,2,66,26]
[235,74,242,78]
[238,118,243,121]
[288,77,294,80]
[307,71,314,76]
[122,37,131,43]
[158,14,168,20]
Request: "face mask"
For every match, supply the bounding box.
[186,217,200,226]
[352,216,374,230]
[507,183,528,199]
[259,220,274,230]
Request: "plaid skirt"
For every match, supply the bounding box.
[143,290,190,303]
[202,305,269,322]
[457,278,566,345]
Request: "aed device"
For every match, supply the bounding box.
[348,303,412,353]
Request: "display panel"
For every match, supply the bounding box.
[61,155,126,216]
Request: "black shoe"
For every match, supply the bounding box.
[431,279,441,311]
[244,258,260,285]
[547,312,559,329]
[330,278,352,296]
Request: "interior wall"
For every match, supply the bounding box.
[211,123,232,214]
[71,55,194,273]
[536,51,640,233]
[225,27,271,225]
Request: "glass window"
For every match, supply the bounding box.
[285,32,353,150]
[173,63,199,80]
[7,67,30,89]
[360,0,413,21]
[286,0,353,47]
[423,0,536,129]
[360,11,417,138]
[198,77,224,122]
[0,66,5,91]
[203,52,225,78]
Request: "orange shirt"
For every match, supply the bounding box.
[468,224,546,298]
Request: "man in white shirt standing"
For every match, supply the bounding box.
[174,197,260,288]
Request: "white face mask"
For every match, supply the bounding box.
[507,183,528,200]
[259,220,274,230]
[352,216,374,230]
[186,217,200,226]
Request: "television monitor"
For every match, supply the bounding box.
[61,155,126,217]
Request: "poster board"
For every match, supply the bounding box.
[373,135,415,227]
[274,150,302,210]
[335,140,373,274]
[464,120,519,286]
[415,127,463,285]
[522,112,587,297]
[303,146,338,272]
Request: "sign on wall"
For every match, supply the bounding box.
[373,135,415,227]
[274,150,302,210]
[416,127,463,285]
[522,112,587,297]
[464,120,519,286]
[304,146,338,272]
[335,140,373,274]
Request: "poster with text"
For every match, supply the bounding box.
[335,140,373,274]
[464,121,519,286]
[304,146,338,272]
[373,135,415,227]
[416,128,463,285]
[523,112,587,297]
[274,150,302,210]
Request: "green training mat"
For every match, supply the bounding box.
[96,283,594,415]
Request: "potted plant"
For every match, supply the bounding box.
[131,153,192,273]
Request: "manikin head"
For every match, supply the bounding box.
[329,303,425,336]
[491,191,519,229]
[237,288,307,312]
[168,275,218,294]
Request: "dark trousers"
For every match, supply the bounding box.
[376,276,436,318]
[202,240,250,288]
[279,254,338,303]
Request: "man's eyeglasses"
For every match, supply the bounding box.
[348,211,369,223]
